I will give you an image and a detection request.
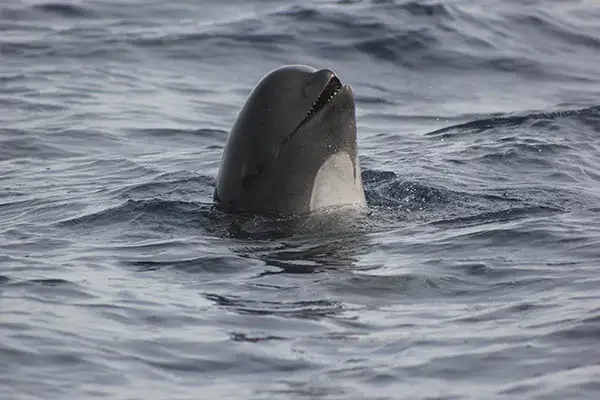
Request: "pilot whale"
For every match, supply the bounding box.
[214,65,366,216]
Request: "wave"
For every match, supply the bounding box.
[3,0,598,84]
[31,3,93,18]
[427,106,600,137]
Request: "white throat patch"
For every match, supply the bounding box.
[309,151,366,211]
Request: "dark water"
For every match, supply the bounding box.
[2,0,600,399]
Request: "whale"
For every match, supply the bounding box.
[214,65,366,217]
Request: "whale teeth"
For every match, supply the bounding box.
[303,77,343,121]
[284,76,344,143]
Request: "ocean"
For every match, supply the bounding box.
[1,0,599,399]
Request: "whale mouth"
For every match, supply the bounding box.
[281,75,346,146]
[303,76,343,121]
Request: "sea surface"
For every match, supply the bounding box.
[1,0,600,399]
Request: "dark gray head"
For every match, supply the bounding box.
[214,65,366,216]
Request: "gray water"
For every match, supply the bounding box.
[1,0,600,399]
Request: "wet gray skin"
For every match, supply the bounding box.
[214,65,366,216]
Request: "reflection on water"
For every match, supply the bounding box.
[225,208,374,273]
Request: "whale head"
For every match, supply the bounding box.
[214,65,366,216]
